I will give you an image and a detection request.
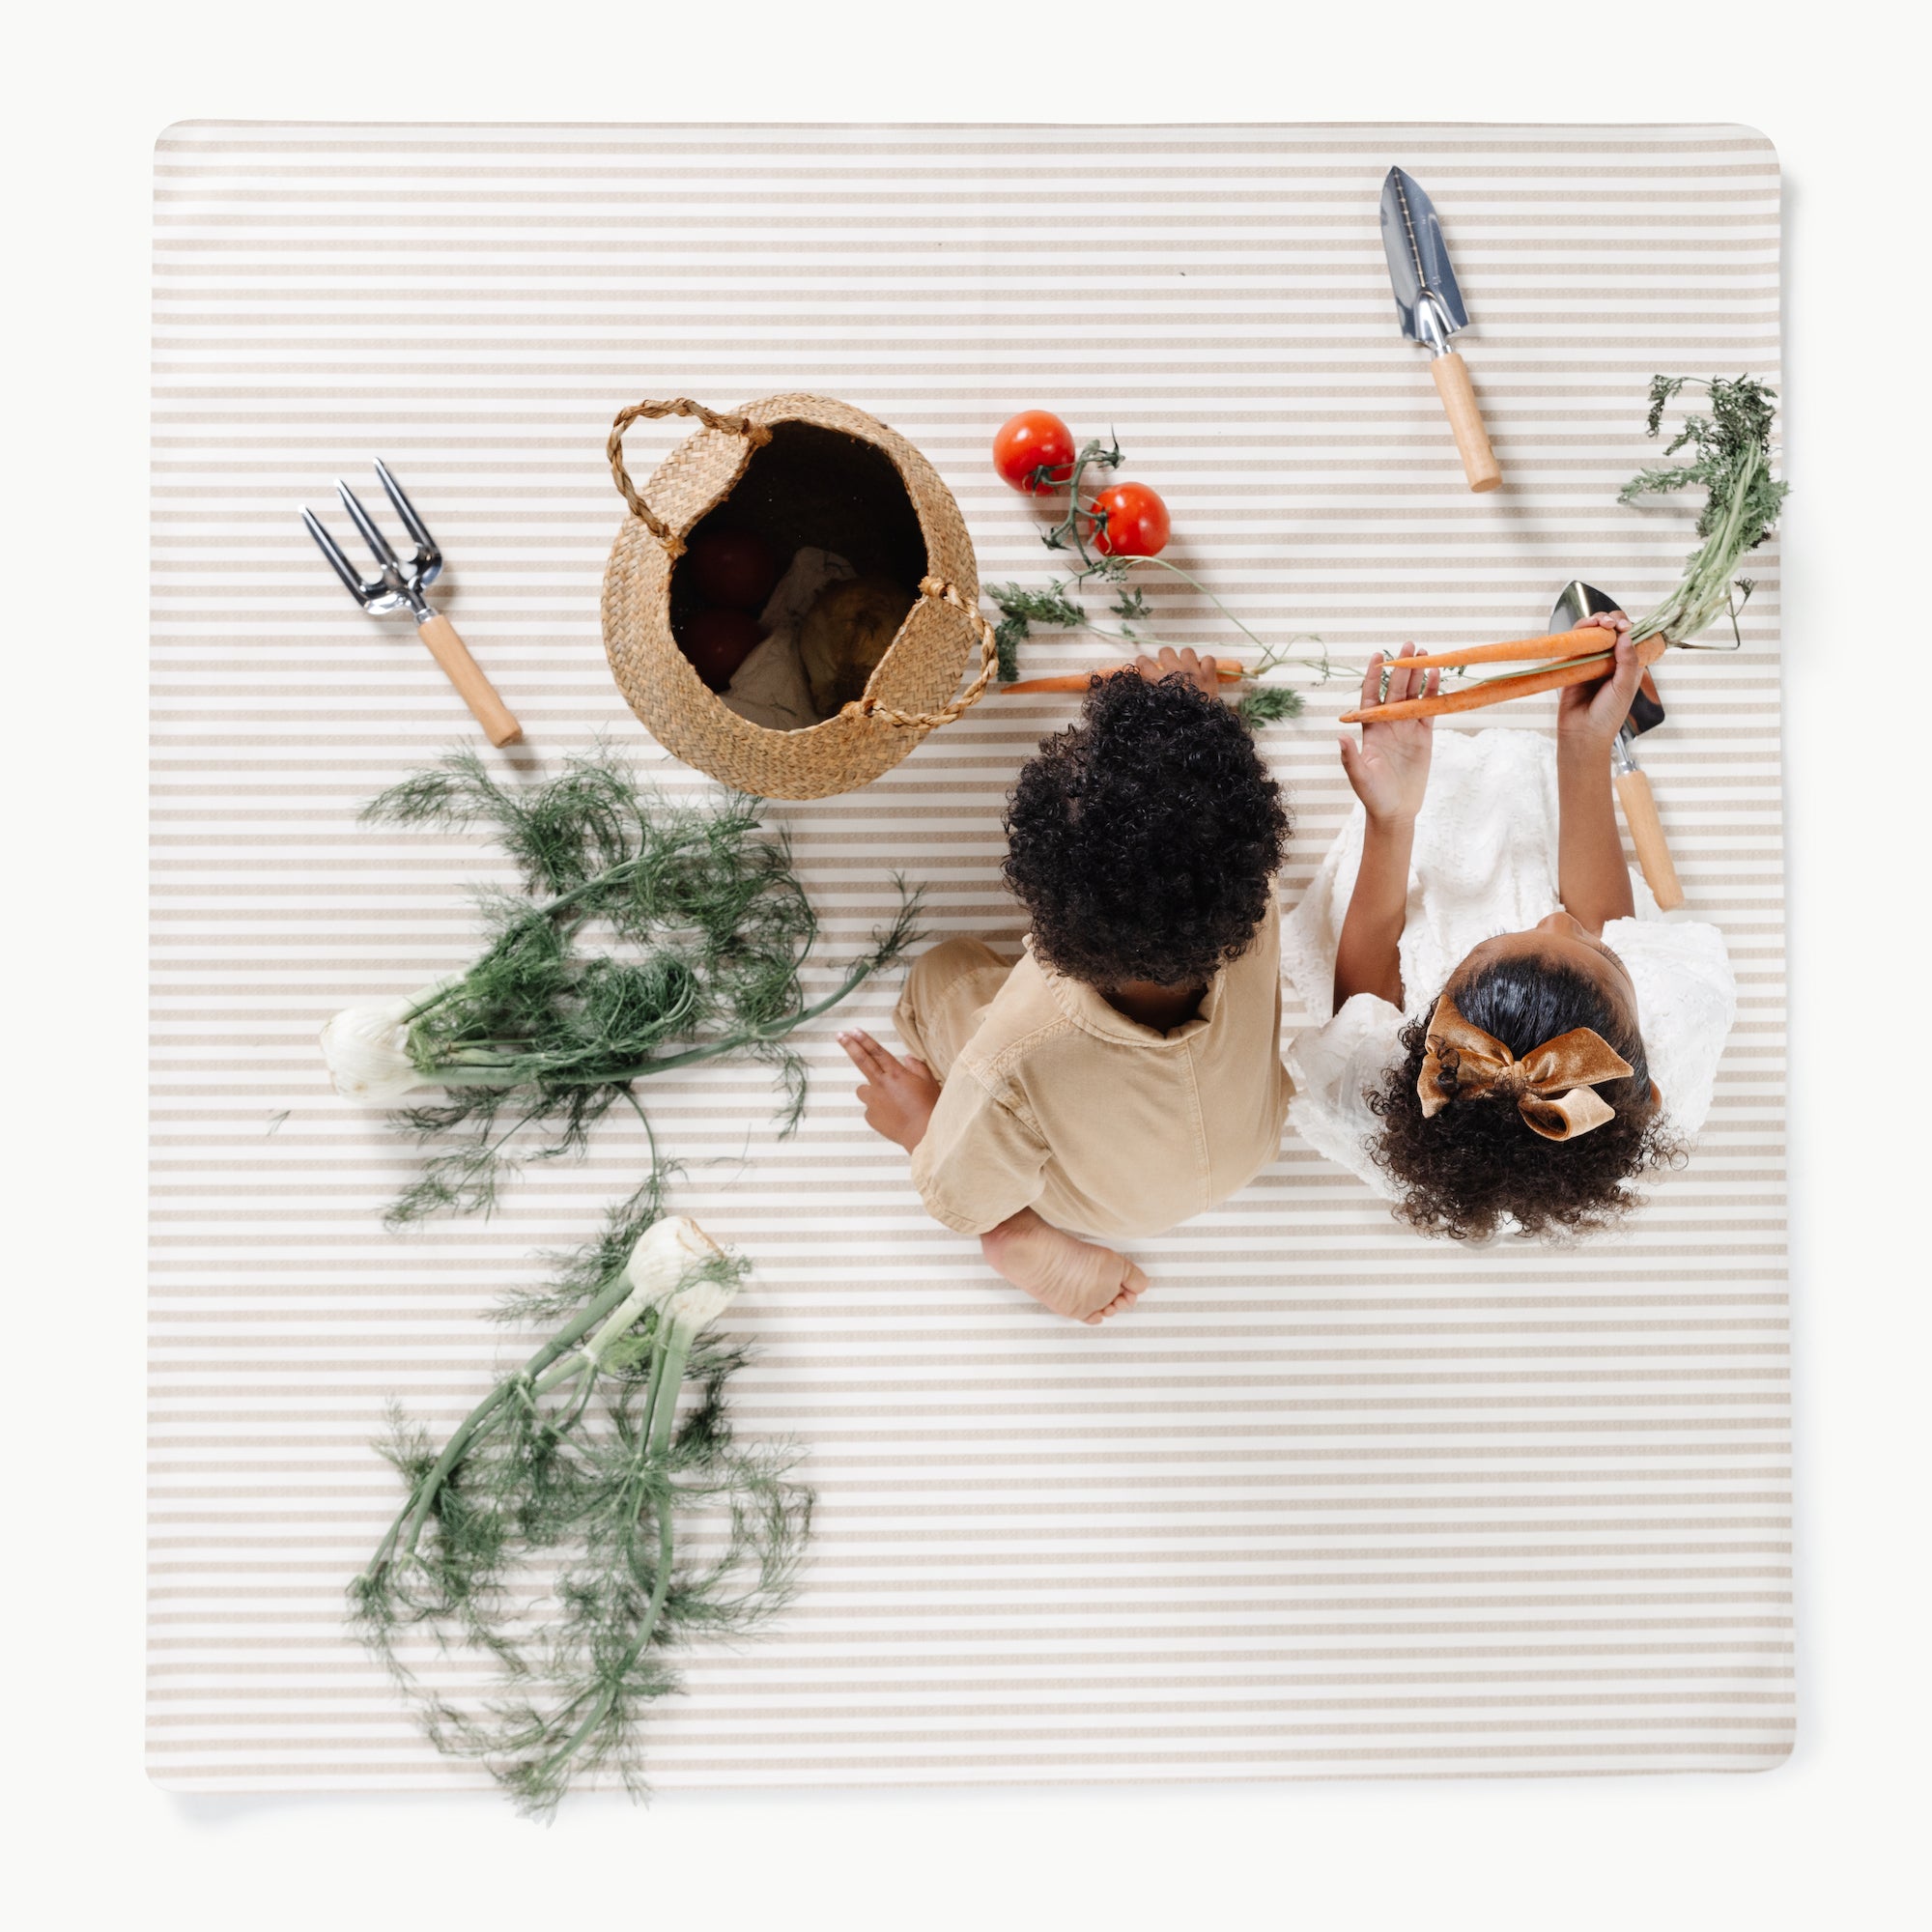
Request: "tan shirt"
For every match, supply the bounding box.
[905,916,1291,1241]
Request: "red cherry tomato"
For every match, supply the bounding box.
[992,411,1077,495]
[681,607,764,691]
[1089,481,1170,557]
[686,528,781,612]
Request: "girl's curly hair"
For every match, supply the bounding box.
[1366,952,1685,1240]
[1003,671,1291,989]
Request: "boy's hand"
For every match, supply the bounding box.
[1339,644,1437,826]
[1131,644,1222,699]
[839,1030,941,1151]
[1557,611,1640,752]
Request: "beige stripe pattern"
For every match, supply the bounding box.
[150,121,1789,1791]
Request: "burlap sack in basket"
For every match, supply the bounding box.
[602,395,997,800]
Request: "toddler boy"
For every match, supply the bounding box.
[839,648,1293,1322]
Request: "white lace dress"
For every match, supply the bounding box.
[1280,727,1737,1198]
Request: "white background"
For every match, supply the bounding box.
[5,2,1925,1925]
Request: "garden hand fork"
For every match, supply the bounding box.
[301,462,522,746]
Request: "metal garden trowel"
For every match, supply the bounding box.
[1550,580,1684,911]
[1379,166,1501,494]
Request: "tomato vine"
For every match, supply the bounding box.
[984,427,1335,727]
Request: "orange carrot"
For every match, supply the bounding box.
[1004,664,1245,695]
[1341,636,1664,724]
[1391,628,1621,672]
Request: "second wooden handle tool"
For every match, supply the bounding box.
[416,612,523,746]
[1612,761,1684,912]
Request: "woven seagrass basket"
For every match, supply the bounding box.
[601,394,997,800]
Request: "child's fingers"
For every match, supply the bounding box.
[1358,651,1386,709]
[838,1030,897,1079]
[904,1057,931,1081]
[1386,641,1420,704]
[1610,634,1639,696]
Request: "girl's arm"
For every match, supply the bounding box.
[1333,647,1436,1009]
[1332,815,1415,1009]
[1555,619,1642,932]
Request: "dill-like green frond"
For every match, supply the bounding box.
[1621,375,1786,646]
[1236,685,1304,727]
[351,1236,809,1819]
[355,751,921,1224]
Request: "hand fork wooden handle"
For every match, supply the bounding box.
[411,612,522,746]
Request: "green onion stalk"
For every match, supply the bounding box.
[351,1212,810,1818]
[317,748,921,1224]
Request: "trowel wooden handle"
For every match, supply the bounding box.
[1614,765,1684,912]
[1431,351,1501,493]
[416,611,522,747]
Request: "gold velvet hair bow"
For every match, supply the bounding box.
[1417,994,1634,1142]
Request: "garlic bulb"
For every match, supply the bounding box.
[319,993,432,1103]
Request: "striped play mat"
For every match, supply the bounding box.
[150,122,1788,1791]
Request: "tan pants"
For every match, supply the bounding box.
[894,938,1015,1083]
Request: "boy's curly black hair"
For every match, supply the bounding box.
[1366,952,1685,1241]
[1003,671,1290,989]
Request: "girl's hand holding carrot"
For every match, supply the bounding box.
[1340,644,1439,828]
[1331,644,1438,1010]
[1555,610,1641,750]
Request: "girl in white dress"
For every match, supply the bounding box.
[1280,611,1736,1240]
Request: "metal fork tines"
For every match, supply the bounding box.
[299,461,522,746]
[301,460,443,618]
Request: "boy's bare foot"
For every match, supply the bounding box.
[980,1209,1149,1324]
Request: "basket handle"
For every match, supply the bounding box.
[607,397,773,557]
[841,578,999,730]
